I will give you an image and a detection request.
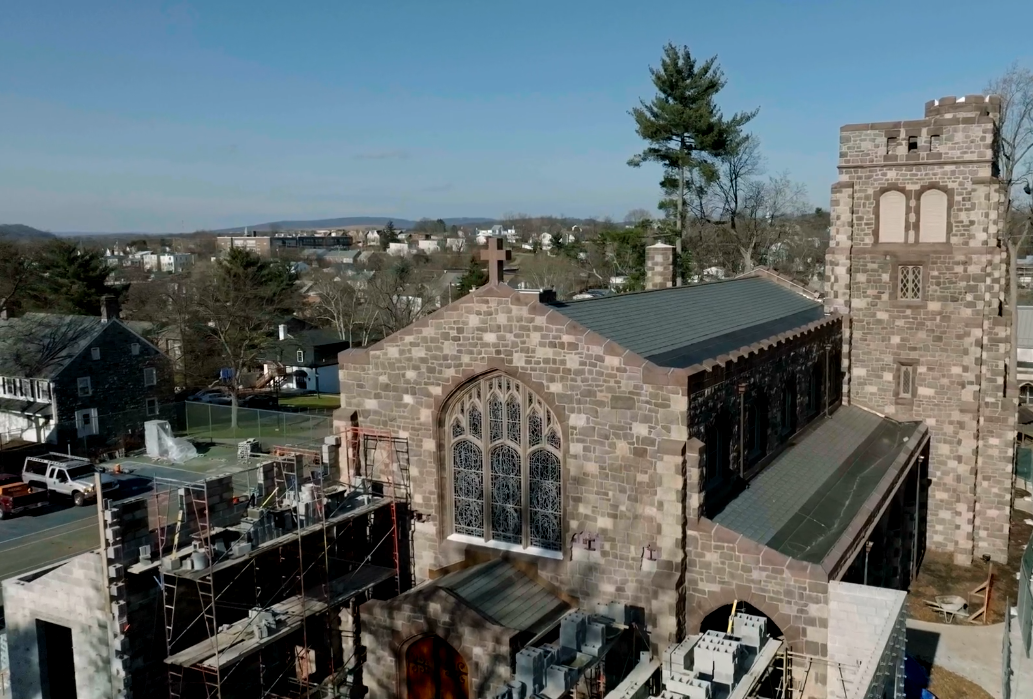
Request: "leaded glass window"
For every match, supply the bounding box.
[445,373,563,552]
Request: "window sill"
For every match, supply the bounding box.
[446,534,564,560]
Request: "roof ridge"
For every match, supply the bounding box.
[550,274,771,308]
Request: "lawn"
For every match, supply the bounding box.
[279,394,341,410]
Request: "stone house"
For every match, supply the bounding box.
[825,94,1016,565]
[336,239,927,696]
[0,298,175,449]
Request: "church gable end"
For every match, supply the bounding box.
[337,284,689,648]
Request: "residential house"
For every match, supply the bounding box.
[0,298,175,448]
[386,242,411,257]
[159,252,193,274]
[266,324,349,394]
[323,249,365,265]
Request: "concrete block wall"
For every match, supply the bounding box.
[1,553,111,699]
[827,582,906,699]
[825,96,1015,563]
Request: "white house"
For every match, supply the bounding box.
[417,238,442,254]
[159,253,193,274]
[444,237,466,252]
[387,242,411,256]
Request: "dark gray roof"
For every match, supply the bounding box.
[436,559,571,633]
[549,276,825,368]
[713,405,923,564]
[0,314,106,379]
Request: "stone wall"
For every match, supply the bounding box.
[825,96,1015,563]
[336,285,688,650]
[2,553,112,699]
[361,587,516,697]
[54,320,176,447]
[688,319,842,517]
[684,518,831,696]
[645,243,675,291]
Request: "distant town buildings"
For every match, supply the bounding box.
[216,229,353,257]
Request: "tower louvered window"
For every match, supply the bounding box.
[446,374,562,552]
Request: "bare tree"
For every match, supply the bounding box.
[0,314,99,377]
[189,251,297,425]
[624,208,653,225]
[365,259,435,337]
[987,64,1033,387]
[519,254,583,297]
[310,276,377,345]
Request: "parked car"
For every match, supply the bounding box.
[22,454,119,506]
[0,474,48,520]
[189,389,231,405]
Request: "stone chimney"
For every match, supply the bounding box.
[100,295,120,322]
[645,243,675,291]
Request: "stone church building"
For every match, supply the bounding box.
[333,95,1014,698]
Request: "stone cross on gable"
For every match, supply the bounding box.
[479,237,512,285]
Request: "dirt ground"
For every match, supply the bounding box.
[924,662,995,699]
[907,489,1033,624]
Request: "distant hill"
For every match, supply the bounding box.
[212,216,496,233]
[0,224,56,241]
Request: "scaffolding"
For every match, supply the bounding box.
[127,430,413,699]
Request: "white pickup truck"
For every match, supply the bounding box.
[22,454,119,506]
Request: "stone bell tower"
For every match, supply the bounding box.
[825,95,1015,564]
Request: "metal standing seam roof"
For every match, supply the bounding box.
[435,559,571,633]
[712,405,924,564]
[1018,307,1033,348]
[549,276,825,368]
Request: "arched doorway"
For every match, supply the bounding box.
[404,634,470,699]
[699,602,787,695]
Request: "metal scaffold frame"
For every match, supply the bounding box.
[145,428,413,699]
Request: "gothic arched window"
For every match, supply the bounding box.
[878,191,907,243]
[919,189,949,243]
[446,374,563,552]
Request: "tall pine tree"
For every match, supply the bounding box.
[628,44,757,238]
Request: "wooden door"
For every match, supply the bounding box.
[405,635,469,699]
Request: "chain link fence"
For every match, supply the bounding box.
[182,401,332,447]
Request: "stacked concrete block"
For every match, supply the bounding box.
[204,474,236,529]
[515,646,549,695]
[322,435,342,482]
[732,613,766,649]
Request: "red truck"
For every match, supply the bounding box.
[0,473,49,520]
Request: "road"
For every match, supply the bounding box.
[0,458,243,608]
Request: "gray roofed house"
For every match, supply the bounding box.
[548,275,824,368]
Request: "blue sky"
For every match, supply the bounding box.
[2,1,1030,233]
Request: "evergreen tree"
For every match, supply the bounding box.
[380,220,399,250]
[629,44,757,238]
[456,256,489,296]
[29,240,121,315]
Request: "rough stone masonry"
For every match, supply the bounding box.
[825,94,1016,564]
